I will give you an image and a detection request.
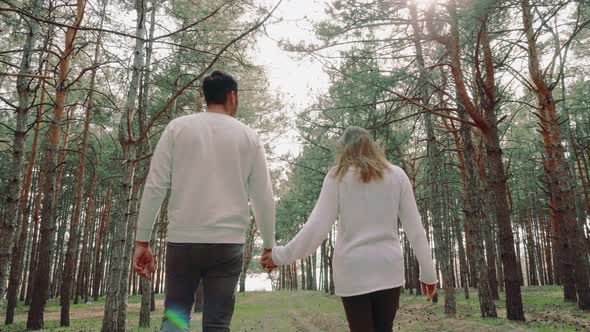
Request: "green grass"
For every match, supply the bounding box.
[2,286,589,331]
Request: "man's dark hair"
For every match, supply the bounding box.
[202,71,238,105]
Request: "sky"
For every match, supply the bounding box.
[252,0,331,109]
[249,0,332,157]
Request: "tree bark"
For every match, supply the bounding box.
[101,0,146,329]
[525,196,538,285]
[458,106,497,318]
[454,216,470,299]
[410,2,455,313]
[25,158,45,305]
[26,1,85,328]
[479,13,524,320]
[240,219,257,293]
[60,1,104,322]
[75,174,97,304]
[521,0,590,308]
[93,190,112,301]
[0,0,43,307]
[5,96,43,324]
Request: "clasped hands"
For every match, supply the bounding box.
[260,248,277,272]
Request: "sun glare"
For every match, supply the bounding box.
[411,0,437,9]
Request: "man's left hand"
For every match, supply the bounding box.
[133,241,155,280]
[261,248,277,272]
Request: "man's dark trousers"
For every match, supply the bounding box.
[161,243,244,332]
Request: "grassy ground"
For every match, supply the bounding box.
[2,286,589,331]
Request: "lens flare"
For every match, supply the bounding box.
[164,309,189,330]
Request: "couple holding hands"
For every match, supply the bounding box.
[132,71,437,332]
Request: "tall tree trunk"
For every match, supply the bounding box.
[481,16,524,321]
[83,198,100,303]
[465,222,478,288]
[572,129,590,217]
[473,135,500,300]
[306,256,314,290]
[102,0,146,329]
[154,228,164,294]
[75,174,97,304]
[442,118,471,297]
[118,11,155,325]
[26,1,85,328]
[525,196,538,285]
[240,219,257,293]
[47,107,75,300]
[410,2,455,314]
[328,230,335,295]
[521,0,590,308]
[138,2,158,324]
[5,98,43,324]
[93,190,112,301]
[440,2,523,318]
[25,159,45,305]
[116,148,143,329]
[454,216,470,299]
[458,107,497,318]
[60,2,104,323]
[483,116,524,320]
[542,215,554,284]
[0,0,43,306]
[321,240,328,293]
[447,0,502,319]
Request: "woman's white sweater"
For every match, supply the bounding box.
[272,165,437,297]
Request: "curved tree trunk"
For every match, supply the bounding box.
[443,0,523,319]
[521,0,590,308]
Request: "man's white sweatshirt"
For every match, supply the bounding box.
[135,112,276,248]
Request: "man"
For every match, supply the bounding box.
[132,70,276,332]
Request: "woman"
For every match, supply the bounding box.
[261,126,437,332]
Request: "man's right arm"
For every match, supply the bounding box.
[248,139,276,249]
[136,125,174,242]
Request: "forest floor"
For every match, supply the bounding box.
[2,285,589,331]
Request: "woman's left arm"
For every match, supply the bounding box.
[271,173,339,266]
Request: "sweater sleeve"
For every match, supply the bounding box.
[397,168,438,285]
[136,125,173,242]
[272,173,338,266]
[248,139,276,248]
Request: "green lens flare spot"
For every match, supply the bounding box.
[164,309,189,329]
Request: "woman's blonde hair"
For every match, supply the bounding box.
[333,126,390,183]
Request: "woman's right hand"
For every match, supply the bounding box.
[421,282,437,302]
